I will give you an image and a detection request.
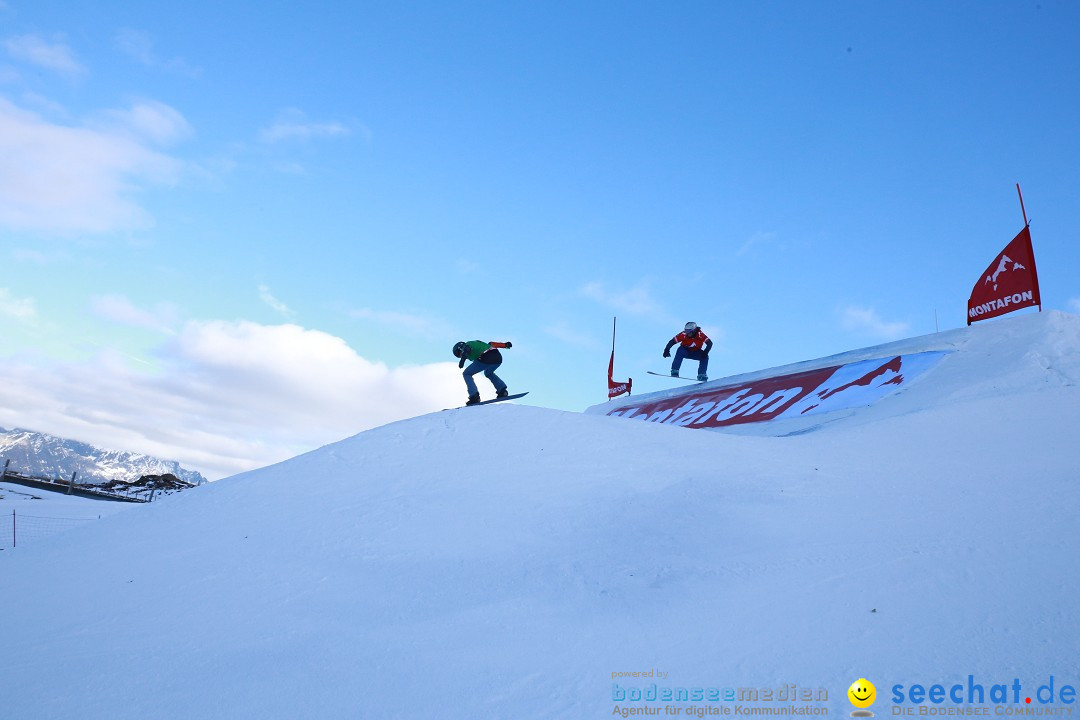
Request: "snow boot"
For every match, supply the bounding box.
[670,369,679,377]
[496,388,509,399]
[466,393,482,406]
[697,373,708,382]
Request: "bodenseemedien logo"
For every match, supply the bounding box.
[849,678,877,717]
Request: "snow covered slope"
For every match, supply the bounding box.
[0,479,135,550]
[2,312,1078,720]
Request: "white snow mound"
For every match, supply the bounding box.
[3,311,1079,720]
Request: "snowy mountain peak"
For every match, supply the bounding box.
[0,427,207,486]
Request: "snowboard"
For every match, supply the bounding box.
[460,392,529,408]
[647,371,706,382]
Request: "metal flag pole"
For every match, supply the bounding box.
[1016,183,1041,313]
[607,317,616,401]
[1017,183,1029,227]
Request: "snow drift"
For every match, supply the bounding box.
[2,311,1079,720]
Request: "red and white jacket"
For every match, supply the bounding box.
[665,329,713,354]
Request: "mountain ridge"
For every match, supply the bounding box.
[0,426,207,486]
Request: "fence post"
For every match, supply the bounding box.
[12,509,16,548]
[3,458,9,480]
[67,470,77,495]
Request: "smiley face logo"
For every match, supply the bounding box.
[848,678,876,709]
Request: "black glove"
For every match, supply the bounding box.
[505,341,512,348]
[663,349,670,358]
[458,358,465,369]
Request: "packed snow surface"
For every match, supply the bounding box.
[3,311,1079,719]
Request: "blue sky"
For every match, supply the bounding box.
[1,1,1078,479]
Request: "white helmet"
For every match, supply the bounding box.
[684,322,698,332]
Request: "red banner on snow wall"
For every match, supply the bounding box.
[967,226,1041,325]
[599,351,947,430]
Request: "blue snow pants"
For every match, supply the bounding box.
[463,360,507,396]
[671,346,709,376]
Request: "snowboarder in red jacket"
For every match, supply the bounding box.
[663,322,713,381]
[452,340,512,405]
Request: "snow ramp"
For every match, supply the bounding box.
[588,310,1079,436]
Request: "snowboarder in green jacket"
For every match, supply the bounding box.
[452,340,512,405]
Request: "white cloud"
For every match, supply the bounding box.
[259,108,353,144]
[736,230,778,257]
[16,91,68,117]
[271,162,307,176]
[113,28,200,78]
[11,247,70,264]
[580,280,672,323]
[0,96,185,233]
[455,259,480,275]
[0,287,36,320]
[114,28,154,65]
[840,305,911,341]
[542,321,599,349]
[0,320,464,480]
[349,307,454,340]
[258,284,296,318]
[91,294,178,334]
[1068,298,1080,315]
[3,34,84,77]
[95,99,193,145]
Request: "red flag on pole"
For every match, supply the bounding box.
[608,350,632,399]
[967,225,1042,325]
[607,317,632,399]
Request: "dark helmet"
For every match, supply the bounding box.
[452,341,467,358]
